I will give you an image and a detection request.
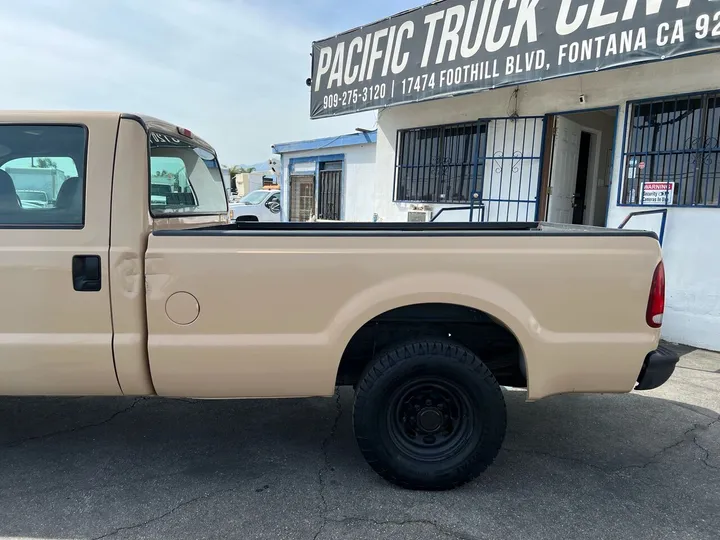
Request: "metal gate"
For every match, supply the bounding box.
[318,161,342,220]
[472,116,545,222]
[404,116,547,223]
[289,175,315,222]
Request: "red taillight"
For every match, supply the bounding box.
[646,261,665,328]
[177,127,192,138]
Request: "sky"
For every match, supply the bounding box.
[2,0,421,166]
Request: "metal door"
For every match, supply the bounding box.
[289,175,315,222]
[318,162,342,220]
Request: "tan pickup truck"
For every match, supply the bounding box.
[0,111,678,491]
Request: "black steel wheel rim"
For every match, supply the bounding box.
[386,376,476,462]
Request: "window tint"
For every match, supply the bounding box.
[149,132,227,216]
[239,190,269,205]
[0,125,86,226]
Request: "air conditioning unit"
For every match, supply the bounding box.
[407,209,433,222]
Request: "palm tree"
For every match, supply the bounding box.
[228,165,243,180]
[229,166,256,177]
[228,166,256,195]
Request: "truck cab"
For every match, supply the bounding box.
[0,111,227,397]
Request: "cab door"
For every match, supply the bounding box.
[0,114,120,395]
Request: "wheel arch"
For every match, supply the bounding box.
[327,274,535,390]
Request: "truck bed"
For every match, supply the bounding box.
[145,221,662,401]
[160,221,658,238]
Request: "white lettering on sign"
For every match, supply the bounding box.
[436,5,466,64]
[622,0,663,21]
[422,11,445,68]
[460,0,493,58]
[486,0,513,53]
[588,0,620,29]
[344,37,363,85]
[510,0,541,47]
[558,27,647,64]
[392,22,414,74]
[556,0,588,36]
[312,0,720,117]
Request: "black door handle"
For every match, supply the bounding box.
[72,255,102,292]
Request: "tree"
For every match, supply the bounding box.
[227,166,256,196]
[33,158,57,168]
[228,165,243,180]
[229,165,255,178]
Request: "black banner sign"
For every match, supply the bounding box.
[310,0,720,118]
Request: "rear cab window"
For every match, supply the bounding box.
[0,125,86,227]
[149,132,227,217]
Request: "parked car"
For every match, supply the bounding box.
[17,189,50,208]
[228,188,281,222]
[0,110,678,491]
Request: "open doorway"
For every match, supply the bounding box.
[539,108,618,226]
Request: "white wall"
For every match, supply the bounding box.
[279,143,376,222]
[376,52,720,350]
[607,202,720,353]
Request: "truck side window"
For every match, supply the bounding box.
[149,132,227,217]
[0,125,86,227]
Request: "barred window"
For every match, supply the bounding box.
[395,121,486,203]
[621,91,720,207]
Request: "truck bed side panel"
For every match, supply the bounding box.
[144,231,661,400]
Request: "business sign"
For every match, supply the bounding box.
[310,0,720,118]
[642,181,675,204]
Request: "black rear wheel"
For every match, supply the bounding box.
[353,339,506,491]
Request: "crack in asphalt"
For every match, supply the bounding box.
[692,419,720,471]
[612,422,705,473]
[325,516,483,540]
[312,390,343,540]
[90,486,238,540]
[504,418,720,475]
[3,398,145,449]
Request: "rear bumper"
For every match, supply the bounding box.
[635,345,680,391]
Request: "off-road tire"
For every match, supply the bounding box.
[353,339,506,491]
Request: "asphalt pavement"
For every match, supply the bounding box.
[0,345,718,540]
